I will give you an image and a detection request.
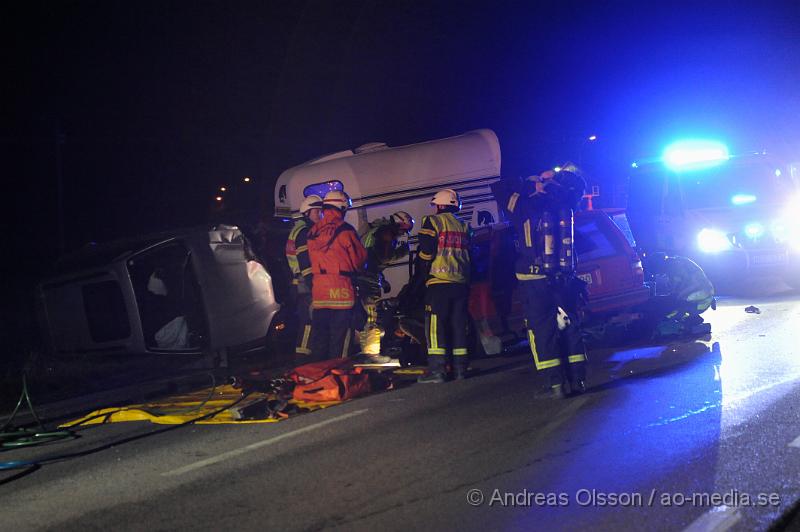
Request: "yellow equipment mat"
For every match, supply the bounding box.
[60,384,340,427]
[393,368,425,375]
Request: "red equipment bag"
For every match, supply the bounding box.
[288,359,353,384]
[289,360,372,402]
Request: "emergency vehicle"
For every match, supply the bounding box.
[627,140,800,290]
[273,130,651,354]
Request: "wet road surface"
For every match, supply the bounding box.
[2,286,800,531]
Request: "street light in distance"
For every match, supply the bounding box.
[579,134,598,165]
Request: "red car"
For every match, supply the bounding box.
[467,207,651,353]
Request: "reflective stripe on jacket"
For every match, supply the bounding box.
[285,218,312,284]
[419,212,470,286]
[502,190,550,280]
[361,218,391,250]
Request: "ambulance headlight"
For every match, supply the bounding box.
[697,228,732,253]
[775,195,800,250]
[744,222,765,239]
[772,222,788,242]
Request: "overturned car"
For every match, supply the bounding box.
[36,225,285,364]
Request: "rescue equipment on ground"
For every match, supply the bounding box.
[289,360,373,403]
[61,361,397,426]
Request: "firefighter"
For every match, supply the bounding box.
[414,189,471,383]
[500,165,588,398]
[359,211,415,324]
[285,195,323,357]
[647,253,715,337]
[307,190,368,360]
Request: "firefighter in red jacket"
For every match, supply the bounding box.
[307,190,368,360]
[499,166,588,398]
[414,188,472,383]
[285,194,323,356]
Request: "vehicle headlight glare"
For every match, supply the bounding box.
[697,228,732,253]
[772,222,788,243]
[790,234,800,252]
[744,222,765,239]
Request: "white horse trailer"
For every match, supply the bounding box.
[273,129,502,296]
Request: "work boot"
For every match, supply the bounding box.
[419,355,446,384]
[453,366,469,381]
[570,379,586,396]
[551,383,567,399]
[689,322,712,335]
[417,371,446,384]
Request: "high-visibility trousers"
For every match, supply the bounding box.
[424,282,469,371]
[521,277,587,386]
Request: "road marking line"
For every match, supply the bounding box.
[649,374,800,427]
[682,505,741,532]
[790,435,800,448]
[163,409,369,477]
[723,374,800,406]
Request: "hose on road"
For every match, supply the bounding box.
[0,375,75,457]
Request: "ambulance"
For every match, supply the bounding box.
[627,140,800,291]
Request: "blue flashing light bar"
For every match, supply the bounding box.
[662,139,730,171]
[731,194,757,206]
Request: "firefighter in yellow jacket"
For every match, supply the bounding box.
[285,195,323,356]
[414,188,471,383]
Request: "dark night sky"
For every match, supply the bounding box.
[4,0,800,276]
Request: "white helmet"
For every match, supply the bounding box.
[323,190,352,211]
[390,211,414,232]
[299,194,323,215]
[431,188,461,209]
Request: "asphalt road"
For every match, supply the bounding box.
[2,283,800,531]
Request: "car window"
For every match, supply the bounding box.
[575,219,619,261]
[82,280,131,342]
[128,241,207,350]
[303,180,344,199]
[610,213,637,248]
